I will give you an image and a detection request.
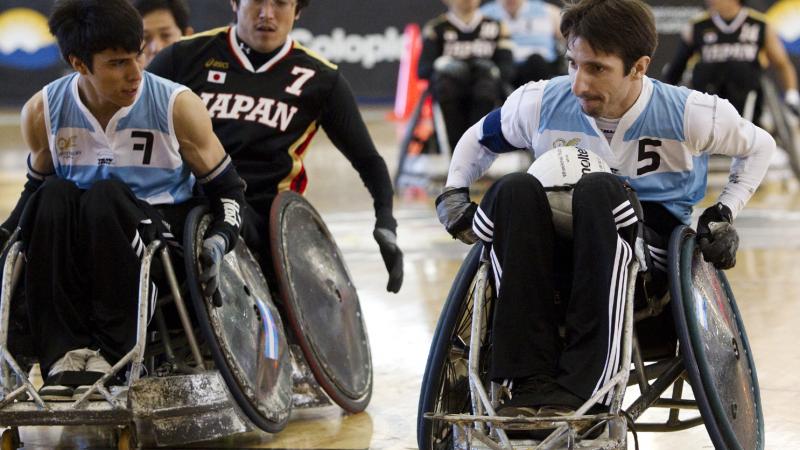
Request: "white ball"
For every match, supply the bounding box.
[526,146,611,237]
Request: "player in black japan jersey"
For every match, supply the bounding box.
[662,0,800,122]
[148,0,403,293]
[418,0,515,151]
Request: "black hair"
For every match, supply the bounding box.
[560,0,658,73]
[48,0,143,71]
[231,0,310,14]
[133,0,191,32]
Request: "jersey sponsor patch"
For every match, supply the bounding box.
[207,70,227,84]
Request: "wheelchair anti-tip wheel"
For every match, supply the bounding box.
[669,225,764,450]
[184,205,293,433]
[417,244,491,450]
[269,191,373,413]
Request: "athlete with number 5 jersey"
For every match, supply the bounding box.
[148,0,403,293]
[434,0,774,438]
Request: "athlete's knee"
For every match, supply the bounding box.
[33,178,80,215]
[484,173,546,207]
[432,56,470,102]
[573,172,623,197]
[81,180,136,219]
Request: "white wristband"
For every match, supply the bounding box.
[785,89,800,106]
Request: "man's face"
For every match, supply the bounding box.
[447,0,481,16]
[74,48,143,108]
[501,0,524,15]
[231,0,298,53]
[567,37,648,119]
[142,8,185,66]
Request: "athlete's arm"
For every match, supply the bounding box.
[320,74,396,231]
[685,92,775,218]
[418,21,442,80]
[662,25,694,85]
[763,24,799,97]
[1,92,56,232]
[173,90,245,251]
[145,42,176,79]
[493,22,516,85]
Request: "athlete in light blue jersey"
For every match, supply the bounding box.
[0,0,246,400]
[435,0,774,439]
[481,0,565,85]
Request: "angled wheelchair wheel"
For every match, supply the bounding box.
[668,226,764,450]
[269,191,372,413]
[417,244,492,450]
[761,76,800,182]
[184,205,293,433]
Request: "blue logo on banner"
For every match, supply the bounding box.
[0,8,61,70]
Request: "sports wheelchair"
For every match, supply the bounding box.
[418,225,763,449]
[0,191,371,449]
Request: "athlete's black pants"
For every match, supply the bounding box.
[474,172,679,404]
[19,178,192,376]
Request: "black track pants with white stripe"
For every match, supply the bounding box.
[19,178,190,376]
[476,172,638,404]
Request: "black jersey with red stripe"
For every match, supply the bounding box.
[148,26,395,229]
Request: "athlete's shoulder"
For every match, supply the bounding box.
[290,41,338,71]
[690,11,711,25]
[179,26,229,44]
[422,14,448,37]
[745,8,768,23]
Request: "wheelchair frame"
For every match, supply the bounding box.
[0,201,360,448]
[420,225,762,450]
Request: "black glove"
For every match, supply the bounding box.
[435,187,478,244]
[697,203,739,270]
[373,228,404,293]
[199,233,227,306]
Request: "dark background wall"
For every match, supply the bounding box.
[0,0,795,106]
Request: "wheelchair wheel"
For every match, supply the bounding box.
[761,76,800,182]
[184,205,293,433]
[668,226,764,450]
[417,244,492,450]
[269,191,372,413]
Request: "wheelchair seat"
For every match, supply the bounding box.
[418,225,764,450]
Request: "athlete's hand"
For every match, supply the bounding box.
[373,228,404,293]
[435,187,478,244]
[697,203,739,270]
[785,89,800,117]
[199,233,227,306]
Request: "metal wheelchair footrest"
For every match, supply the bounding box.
[129,372,250,447]
[426,412,627,450]
[0,398,133,427]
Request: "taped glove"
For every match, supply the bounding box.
[373,228,404,293]
[435,187,478,244]
[697,203,739,270]
[199,233,227,306]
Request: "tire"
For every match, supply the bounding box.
[417,245,492,450]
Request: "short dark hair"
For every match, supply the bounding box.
[133,0,191,32]
[560,0,658,73]
[48,0,143,71]
[232,0,311,14]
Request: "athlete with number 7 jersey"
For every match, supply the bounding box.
[148,0,403,293]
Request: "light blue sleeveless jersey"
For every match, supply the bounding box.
[480,76,713,224]
[481,1,558,63]
[42,71,194,205]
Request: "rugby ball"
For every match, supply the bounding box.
[527,146,611,237]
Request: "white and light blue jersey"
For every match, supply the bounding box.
[481,0,559,63]
[449,75,774,224]
[42,71,194,205]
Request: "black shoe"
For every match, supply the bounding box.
[496,374,558,440]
